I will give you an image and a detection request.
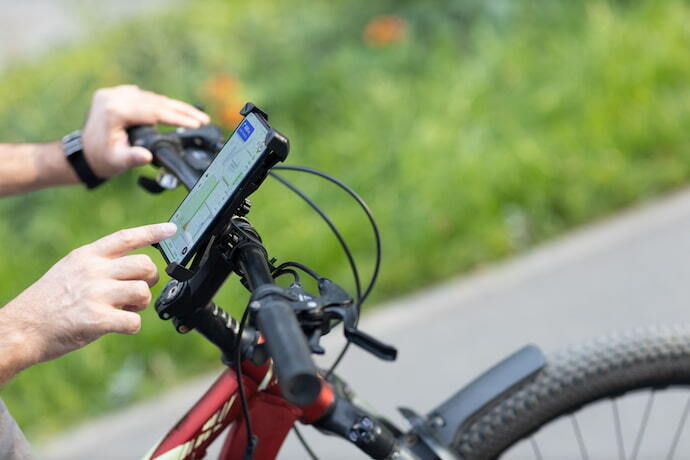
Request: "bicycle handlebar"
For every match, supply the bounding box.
[127,125,202,190]
[152,142,200,190]
[255,297,321,405]
[236,241,321,406]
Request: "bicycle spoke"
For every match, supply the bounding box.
[666,394,690,460]
[630,391,655,460]
[570,414,590,460]
[529,436,544,460]
[612,398,626,460]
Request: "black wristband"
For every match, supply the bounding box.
[62,130,106,189]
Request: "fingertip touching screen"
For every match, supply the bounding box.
[159,112,269,265]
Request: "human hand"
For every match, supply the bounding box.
[81,85,210,178]
[0,222,177,380]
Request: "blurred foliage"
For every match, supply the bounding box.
[1,0,690,439]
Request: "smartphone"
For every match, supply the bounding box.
[158,110,288,267]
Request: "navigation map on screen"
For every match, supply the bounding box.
[159,113,269,264]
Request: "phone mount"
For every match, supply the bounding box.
[164,200,251,282]
[160,103,289,282]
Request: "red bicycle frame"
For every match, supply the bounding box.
[146,359,334,460]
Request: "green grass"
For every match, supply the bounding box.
[2,0,690,439]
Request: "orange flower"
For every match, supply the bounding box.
[220,103,245,129]
[204,73,239,101]
[202,73,245,129]
[363,15,408,47]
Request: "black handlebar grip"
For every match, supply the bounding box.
[150,143,200,191]
[255,298,321,406]
[127,125,200,191]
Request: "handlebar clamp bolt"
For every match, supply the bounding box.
[348,416,376,444]
[168,283,180,299]
[249,301,261,311]
[237,200,252,217]
[429,415,445,428]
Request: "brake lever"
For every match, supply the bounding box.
[301,278,398,361]
[137,176,165,194]
[346,328,397,361]
[269,277,395,359]
[326,306,397,361]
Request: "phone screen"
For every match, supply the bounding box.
[159,112,269,264]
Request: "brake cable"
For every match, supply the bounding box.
[235,300,257,459]
[270,166,382,377]
[272,165,382,305]
[269,172,363,302]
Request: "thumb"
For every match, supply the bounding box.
[122,146,153,168]
[103,310,142,335]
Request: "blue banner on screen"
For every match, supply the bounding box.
[237,119,255,142]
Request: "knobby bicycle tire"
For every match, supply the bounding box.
[450,324,690,459]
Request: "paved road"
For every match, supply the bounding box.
[36,188,690,459]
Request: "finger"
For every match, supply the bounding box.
[137,92,207,127]
[107,280,152,310]
[120,146,153,169]
[152,106,204,129]
[107,91,201,128]
[102,309,142,335]
[163,98,210,124]
[92,223,177,258]
[107,135,151,171]
[115,84,139,92]
[116,102,200,128]
[123,147,153,168]
[111,254,159,287]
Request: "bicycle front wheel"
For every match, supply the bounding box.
[451,325,690,459]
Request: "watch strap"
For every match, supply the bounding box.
[62,130,106,189]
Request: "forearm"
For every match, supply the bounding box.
[0,142,79,197]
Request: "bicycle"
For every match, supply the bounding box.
[126,104,690,459]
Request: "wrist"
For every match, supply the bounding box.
[0,304,41,384]
[62,131,106,189]
[33,141,81,188]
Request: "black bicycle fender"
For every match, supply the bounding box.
[423,344,546,446]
